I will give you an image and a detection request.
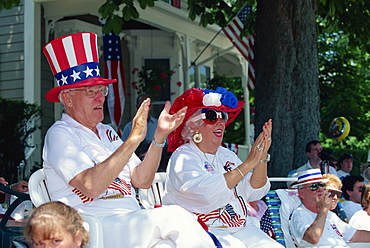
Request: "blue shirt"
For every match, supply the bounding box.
[121,116,158,143]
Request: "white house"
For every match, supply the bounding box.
[0,0,251,179]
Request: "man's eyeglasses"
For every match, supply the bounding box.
[328,189,342,198]
[201,109,228,124]
[300,182,326,191]
[66,85,109,98]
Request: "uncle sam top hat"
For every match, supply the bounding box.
[291,168,329,188]
[43,32,116,102]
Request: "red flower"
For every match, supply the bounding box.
[131,81,138,89]
[154,85,161,92]
[159,73,167,79]
[131,68,139,74]
[176,81,182,87]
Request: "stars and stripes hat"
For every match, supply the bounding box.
[43,32,116,102]
[167,87,245,152]
[291,169,329,188]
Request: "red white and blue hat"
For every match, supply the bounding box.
[168,87,245,152]
[43,32,116,102]
[291,168,329,188]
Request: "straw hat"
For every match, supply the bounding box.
[291,169,329,188]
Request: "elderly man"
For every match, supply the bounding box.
[41,32,215,247]
[289,169,370,247]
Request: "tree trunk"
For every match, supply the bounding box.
[255,0,320,178]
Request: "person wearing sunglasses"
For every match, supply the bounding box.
[163,88,283,248]
[290,169,370,247]
[349,183,370,231]
[41,33,218,247]
[342,175,365,220]
[322,173,348,222]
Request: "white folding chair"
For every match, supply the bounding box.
[28,169,104,248]
[138,172,166,209]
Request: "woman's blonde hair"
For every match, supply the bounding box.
[361,183,370,208]
[24,201,89,247]
[323,174,342,190]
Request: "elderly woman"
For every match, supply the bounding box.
[163,88,283,248]
[322,174,348,222]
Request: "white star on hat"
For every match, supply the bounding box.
[60,74,68,85]
[83,66,93,78]
[71,70,81,82]
[94,66,100,76]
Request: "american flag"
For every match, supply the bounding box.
[260,208,275,239]
[223,4,255,91]
[103,32,126,135]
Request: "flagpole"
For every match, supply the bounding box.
[189,28,224,69]
[189,4,244,68]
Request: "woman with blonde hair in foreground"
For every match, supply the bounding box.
[24,201,89,248]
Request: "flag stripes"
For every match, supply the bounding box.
[223,4,255,90]
[103,32,126,135]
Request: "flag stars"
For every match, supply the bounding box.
[60,74,68,85]
[95,66,100,76]
[83,66,94,78]
[71,70,81,82]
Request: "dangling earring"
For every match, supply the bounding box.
[193,131,203,143]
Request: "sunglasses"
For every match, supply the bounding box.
[328,189,342,198]
[201,109,228,124]
[300,182,326,191]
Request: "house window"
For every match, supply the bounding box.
[144,58,170,118]
[159,0,180,8]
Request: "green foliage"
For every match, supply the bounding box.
[317,0,370,53]
[320,133,368,175]
[99,0,159,34]
[0,0,20,10]
[99,0,257,35]
[187,0,256,36]
[0,97,42,182]
[318,32,370,151]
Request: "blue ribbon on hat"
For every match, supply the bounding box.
[203,87,238,108]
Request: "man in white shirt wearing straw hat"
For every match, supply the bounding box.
[289,168,370,247]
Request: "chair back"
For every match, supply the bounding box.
[28,169,51,207]
[265,190,286,247]
[265,189,302,248]
[138,172,166,208]
[28,169,103,248]
[0,185,31,248]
